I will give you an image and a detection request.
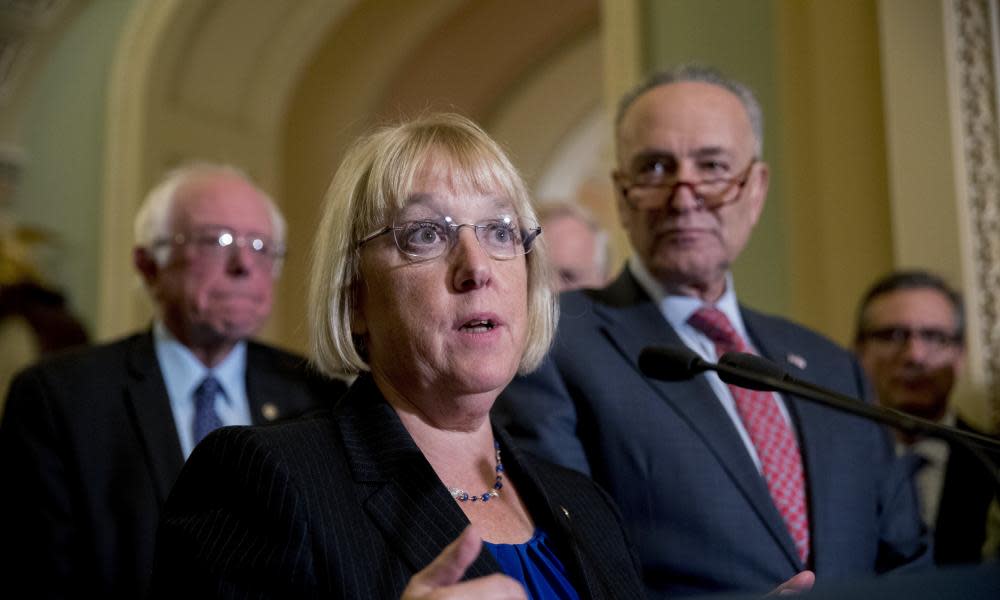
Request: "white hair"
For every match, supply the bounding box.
[536,200,610,278]
[133,162,286,266]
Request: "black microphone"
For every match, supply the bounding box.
[640,345,784,392]
[712,353,784,392]
[718,352,838,399]
[637,345,710,381]
[717,351,788,381]
[641,345,1000,492]
[639,345,1000,453]
[716,351,1000,456]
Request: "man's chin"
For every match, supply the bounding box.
[222,319,267,339]
[887,394,948,420]
[209,313,269,341]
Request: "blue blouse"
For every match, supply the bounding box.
[484,529,581,600]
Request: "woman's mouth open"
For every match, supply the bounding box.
[461,318,497,333]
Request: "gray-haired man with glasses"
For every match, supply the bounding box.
[855,269,997,566]
[151,226,285,274]
[0,162,345,598]
[496,65,930,597]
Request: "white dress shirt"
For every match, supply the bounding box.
[897,411,954,528]
[153,321,253,459]
[628,255,797,472]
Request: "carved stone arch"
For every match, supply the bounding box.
[100,0,357,340]
[101,0,614,351]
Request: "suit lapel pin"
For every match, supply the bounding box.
[786,353,807,370]
[560,505,571,520]
[261,402,279,421]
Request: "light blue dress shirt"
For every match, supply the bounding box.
[628,256,796,472]
[153,322,253,459]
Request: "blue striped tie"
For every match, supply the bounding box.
[192,376,224,446]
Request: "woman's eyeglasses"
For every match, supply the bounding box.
[358,215,541,262]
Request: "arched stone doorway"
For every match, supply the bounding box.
[102,0,610,354]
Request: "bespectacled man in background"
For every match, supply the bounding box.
[0,163,346,598]
[855,269,997,565]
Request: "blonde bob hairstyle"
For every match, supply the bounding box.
[308,113,558,377]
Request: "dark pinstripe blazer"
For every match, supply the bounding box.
[151,374,644,599]
[0,332,344,600]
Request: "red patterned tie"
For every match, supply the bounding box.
[687,307,811,564]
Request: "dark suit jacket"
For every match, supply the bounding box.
[494,270,932,597]
[151,374,645,599]
[0,331,345,600]
[934,417,1000,565]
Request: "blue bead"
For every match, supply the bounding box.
[495,482,503,490]
[496,464,504,472]
[482,494,491,502]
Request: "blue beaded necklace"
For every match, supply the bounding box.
[448,441,504,503]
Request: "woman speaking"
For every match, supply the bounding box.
[151,114,644,599]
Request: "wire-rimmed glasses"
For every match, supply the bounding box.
[357,215,541,262]
[152,226,285,269]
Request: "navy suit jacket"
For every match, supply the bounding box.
[151,374,645,599]
[0,332,345,599]
[494,270,932,597]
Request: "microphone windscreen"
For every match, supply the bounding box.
[638,346,704,381]
[718,352,788,381]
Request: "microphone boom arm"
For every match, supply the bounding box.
[714,356,1000,454]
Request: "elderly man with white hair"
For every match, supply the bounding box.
[536,201,610,291]
[0,163,345,599]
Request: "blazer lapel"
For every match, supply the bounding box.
[594,273,800,568]
[122,332,185,506]
[336,376,499,579]
[497,429,608,600]
[244,343,290,425]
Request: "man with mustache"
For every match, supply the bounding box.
[855,269,995,565]
[0,163,345,598]
[496,65,930,597]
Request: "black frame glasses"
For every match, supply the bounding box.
[858,326,962,354]
[357,215,541,262]
[619,158,757,211]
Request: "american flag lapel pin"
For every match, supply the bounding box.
[786,353,807,370]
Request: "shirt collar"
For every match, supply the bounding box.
[627,256,752,345]
[897,410,956,463]
[152,321,247,407]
